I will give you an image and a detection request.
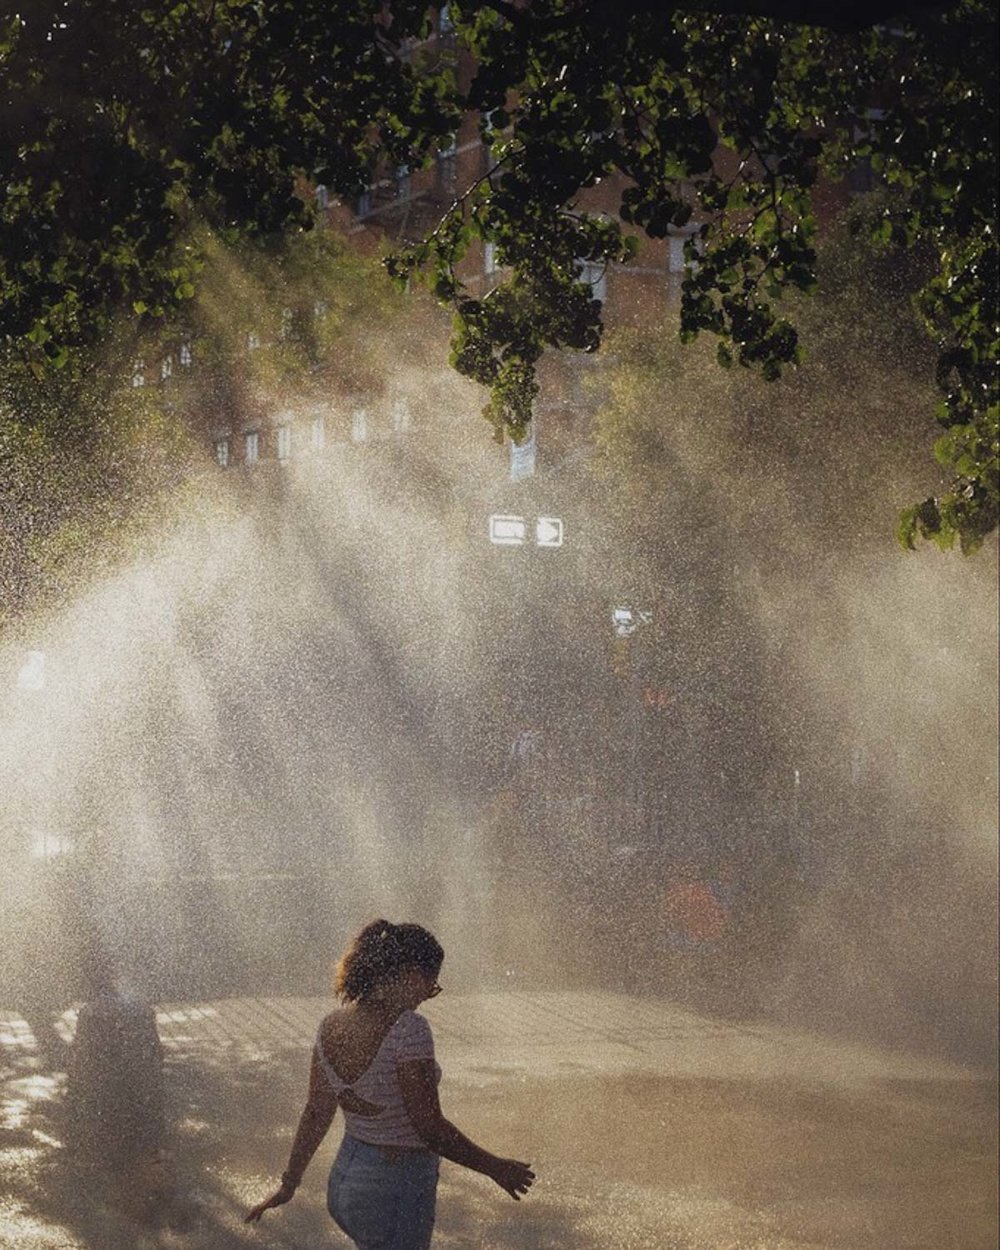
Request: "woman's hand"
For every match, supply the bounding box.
[488,1157,536,1200]
[245,1177,296,1223]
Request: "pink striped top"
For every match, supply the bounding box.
[315,1009,441,1149]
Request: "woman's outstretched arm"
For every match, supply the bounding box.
[246,1047,338,1222]
[397,1060,535,1200]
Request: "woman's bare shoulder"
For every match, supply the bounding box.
[318,1006,353,1041]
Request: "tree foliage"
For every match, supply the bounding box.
[1,0,996,550]
[0,230,418,624]
[590,226,940,543]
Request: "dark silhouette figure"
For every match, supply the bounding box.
[63,958,165,1171]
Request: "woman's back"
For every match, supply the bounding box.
[319,1007,396,1082]
[315,1006,439,1149]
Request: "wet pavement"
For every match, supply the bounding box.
[1,990,996,1249]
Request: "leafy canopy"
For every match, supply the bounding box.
[0,1,996,550]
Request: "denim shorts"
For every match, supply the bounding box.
[327,1135,439,1250]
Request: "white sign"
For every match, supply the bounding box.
[489,514,565,548]
[535,516,563,548]
[612,607,652,637]
[612,607,636,637]
[17,650,46,691]
[489,514,527,545]
[509,425,536,481]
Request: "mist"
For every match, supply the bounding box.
[1,240,997,1091]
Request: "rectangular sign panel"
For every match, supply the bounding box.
[509,425,536,482]
[489,514,527,545]
[535,516,564,548]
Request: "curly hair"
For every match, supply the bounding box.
[335,919,444,1003]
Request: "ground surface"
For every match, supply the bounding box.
[1,990,996,1250]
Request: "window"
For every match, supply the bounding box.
[315,183,329,211]
[244,430,259,464]
[357,189,373,217]
[391,400,410,435]
[577,259,607,304]
[247,331,261,350]
[438,136,457,190]
[131,359,145,388]
[179,340,193,367]
[276,424,292,462]
[484,241,497,275]
[395,163,411,200]
[160,355,173,380]
[31,828,75,860]
[215,437,230,468]
[352,409,368,443]
[438,4,453,33]
[667,228,701,281]
[848,108,886,194]
[311,415,326,450]
[280,307,294,340]
[314,299,328,321]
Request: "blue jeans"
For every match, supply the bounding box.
[327,1136,439,1250]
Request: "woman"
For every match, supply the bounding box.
[246,919,535,1248]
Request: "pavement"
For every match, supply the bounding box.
[1,989,996,1250]
[147,989,979,1086]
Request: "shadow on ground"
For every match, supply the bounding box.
[2,999,997,1250]
[2,1038,653,1250]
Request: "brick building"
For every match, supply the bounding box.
[135,9,860,482]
